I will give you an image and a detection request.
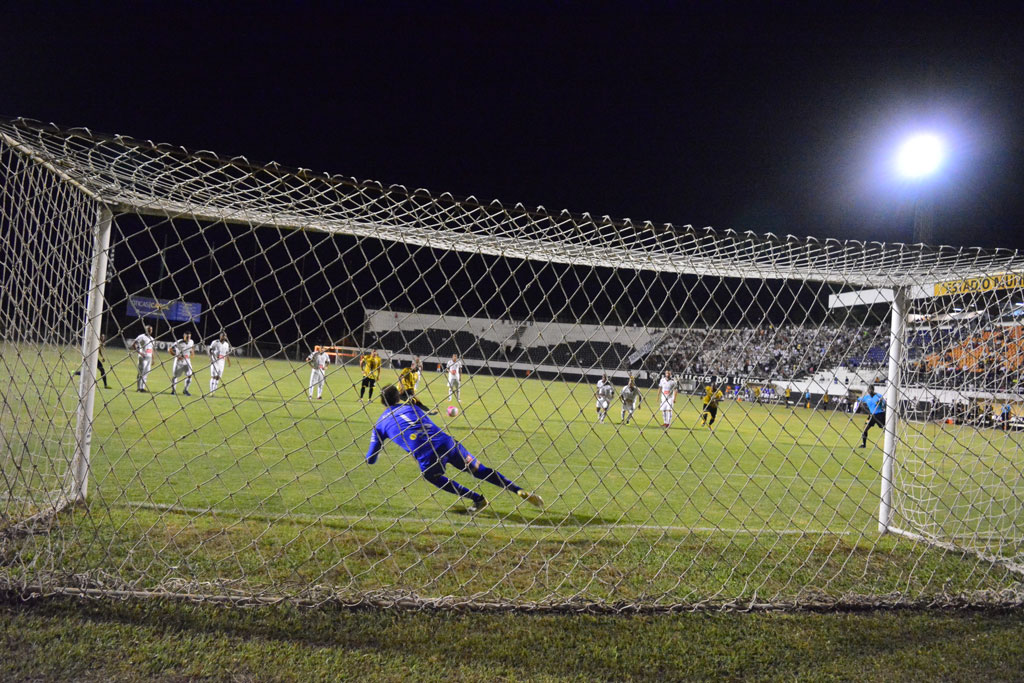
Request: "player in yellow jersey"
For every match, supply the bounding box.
[702,387,724,427]
[397,364,416,394]
[359,349,383,401]
[411,356,423,391]
[396,360,436,414]
[357,350,371,398]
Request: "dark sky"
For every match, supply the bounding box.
[4,1,1024,249]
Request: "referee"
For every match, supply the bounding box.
[856,386,886,448]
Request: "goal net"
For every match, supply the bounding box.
[2,117,1022,610]
[888,286,1024,572]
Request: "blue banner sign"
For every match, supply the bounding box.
[127,296,202,323]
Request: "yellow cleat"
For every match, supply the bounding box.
[517,489,544,509]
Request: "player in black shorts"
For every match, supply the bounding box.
[702,388,723,427]
[856,386,886,448]
[73,333,110,388]
[359,350,382,400]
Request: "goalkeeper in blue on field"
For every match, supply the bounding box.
[365,385,544,513]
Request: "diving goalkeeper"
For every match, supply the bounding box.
[365,385,544,513]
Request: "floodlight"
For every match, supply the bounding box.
[895,133,946,179]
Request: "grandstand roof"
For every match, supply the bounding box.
[3,116,1023,289]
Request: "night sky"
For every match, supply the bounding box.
[4,1,1024,250]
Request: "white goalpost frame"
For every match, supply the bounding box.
[68,205,112,502]
[878,285,907,533]
[4,116,1024,609]
[837,283,1023,551]
[837,280,1024,579]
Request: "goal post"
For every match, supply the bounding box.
[2,116,1024,610]
[69,205,113,502]
[322,346,364,366]
[879,285,907,533]
[834,278,1024,572]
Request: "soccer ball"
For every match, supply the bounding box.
[447,405,459,417]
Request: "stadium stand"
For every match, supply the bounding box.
[364,309,640,375]
[365,306,1024,399]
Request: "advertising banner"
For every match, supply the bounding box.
[127,296,202,322]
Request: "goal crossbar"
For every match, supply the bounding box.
[3,117,1023,287]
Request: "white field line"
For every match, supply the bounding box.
[117,499,859,535]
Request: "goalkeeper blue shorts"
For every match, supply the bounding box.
[413,435,479,473]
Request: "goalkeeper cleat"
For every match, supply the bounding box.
[517,489,544,509]
[468,497,488,514]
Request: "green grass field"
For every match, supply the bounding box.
[5,596,1024,681]
[3,345,1023,608]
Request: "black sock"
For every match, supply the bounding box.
[472,465,520,493]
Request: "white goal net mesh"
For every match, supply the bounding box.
[2,117,1022,610]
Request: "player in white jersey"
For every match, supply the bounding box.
[445,354,464,403]
[169,331,196,396]
[208,333,231,392]
[595,374,614,423]
[131,325,155,392]
[658,370,678,427]
[620,376,640,424]
[412,356,423,391]
[306,345,330,399]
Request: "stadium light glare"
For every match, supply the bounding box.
[894,132,946,179]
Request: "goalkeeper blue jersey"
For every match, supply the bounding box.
[858,393,885,415]
[366,404,451,464]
